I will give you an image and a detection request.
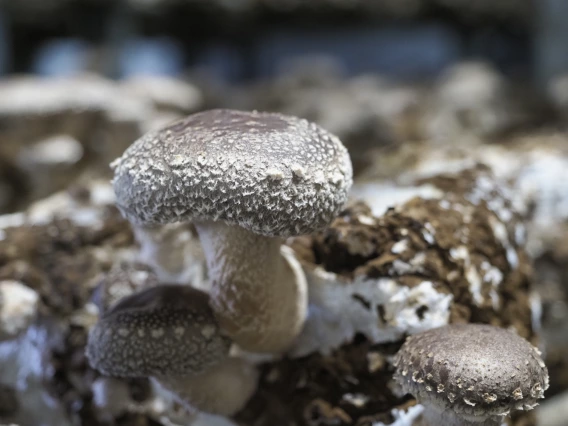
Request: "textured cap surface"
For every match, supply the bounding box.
[393,324,549,419]
[112,109,353,236]
[86,285,230,377]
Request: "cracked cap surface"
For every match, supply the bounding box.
[86,284,231,378]
[112,109,353,236]
[393,324,549,419]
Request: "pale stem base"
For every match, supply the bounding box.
[153,357,259,416]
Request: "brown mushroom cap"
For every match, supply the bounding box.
[86,285,231,378]
[394,324,549,419]
[112,109,352,237]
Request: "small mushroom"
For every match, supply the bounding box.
[393,324,549,426]
[87,284,230,377]
[111,109,352,352]
[86,284,257,416]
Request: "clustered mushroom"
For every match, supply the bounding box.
[393,324,549,426]
[86,284,258,416]
[87,108,552,423]
[110,108,353,352]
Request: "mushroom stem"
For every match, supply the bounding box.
[420,406,502,426]
[195,220,307,352]
[153,357,258,417]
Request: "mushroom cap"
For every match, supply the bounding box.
[112,109,353,237]
[86,285,231,378]
[393,324,549,420]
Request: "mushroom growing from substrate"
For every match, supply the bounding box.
[393,324,549,426]
[86,284,258,416]
[111,109,353,352]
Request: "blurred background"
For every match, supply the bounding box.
[0,0,542,80]
[0,0,568,425]
[1,0,568,211]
